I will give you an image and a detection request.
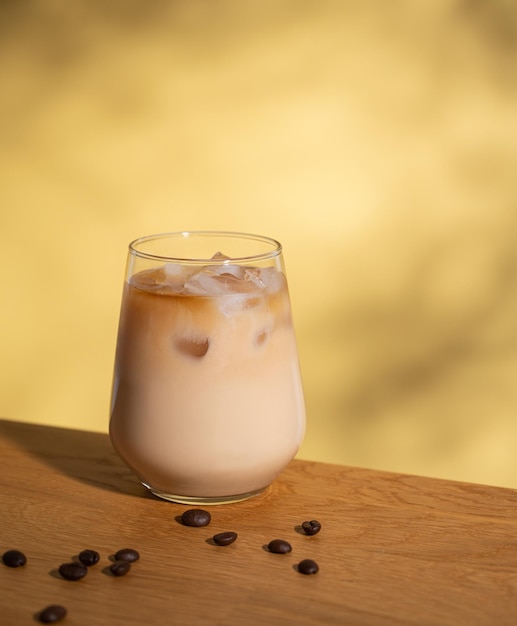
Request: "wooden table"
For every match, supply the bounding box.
[1,419,516,625]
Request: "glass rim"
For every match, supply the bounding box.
[128,230,283,264]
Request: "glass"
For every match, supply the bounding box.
[109,231,306,504]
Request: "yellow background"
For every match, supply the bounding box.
[2,1,517,487]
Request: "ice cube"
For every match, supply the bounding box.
[162,263,188,292]
[164,262,183,278]
[217,293,252,317]
[132,267,179,293]
[184,271,241,296]
[243,268,264,288]
[264,268,286,293]
[210,252,231,262]
[243,267,266,288]
[180,255,281,297]
[174,336,210,358]
[244,266,278,289]
[182,272,210,295]
[212,263,245,280]
[255,329,271,346]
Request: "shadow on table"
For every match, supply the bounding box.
[0,418,150,499]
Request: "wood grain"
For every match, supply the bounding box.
[0,418,516,625]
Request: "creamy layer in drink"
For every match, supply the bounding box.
[109,256,305,500]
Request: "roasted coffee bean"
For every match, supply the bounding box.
[110,560,131,577]
[78,549,100,566]
[114,548,140,562]
[213,532,238,546]
[301,520,322,536]
[267,539,292,554]
[39,605,67,623]
[58,562,88,581]
[2,549,26,567]
[181,508,211,527]
[298,558,319,574]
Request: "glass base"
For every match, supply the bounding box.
[145,484,267,505]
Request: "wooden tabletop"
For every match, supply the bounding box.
[1,419,516,625]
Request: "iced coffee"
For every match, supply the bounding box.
[109,232,305,504]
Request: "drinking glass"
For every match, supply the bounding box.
[109,231,305,504]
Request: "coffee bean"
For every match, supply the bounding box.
[301,520,322,536]
[298,558,319,574]
[267,539,292,554]
[213,532,238,546]
[39,605,67,623]
[181,508,211,527]
[2,549,26,567]
[58,562,88,581]
[78,549,100,566]
[114,548,140,563]
[110,560,131,577]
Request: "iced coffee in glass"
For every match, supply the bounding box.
[109,231,305,504]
